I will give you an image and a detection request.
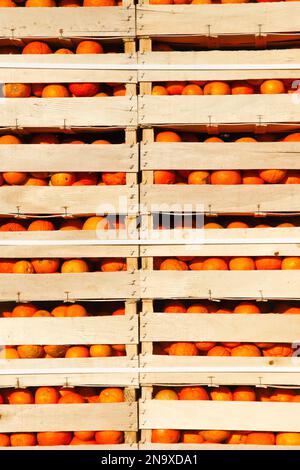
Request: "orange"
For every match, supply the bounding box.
[182,432,204,444]
[0,347,19,359]
[98,388,124,403]
[226,221,250,229]
[0,434,10,447]
[259,169,287,184]
[233,386,256,401]
[74,431,95,441]
[3,83,31,98]
[242,170,265,185]
[178,386,209,400]
[37,432,72,446]
[203,82,231,95]
[231,344,261,357]
[41,84,70,98]
[246,432,275,445]
[17,345,44,358]
[51,172,76,186]
[95,431,124,445]
[282,257,300,270]
[188,171,210,184]
[182,84,203,95]
[28,220,55,231]
[35,387,59,404]
[152,429,180,444]
[255,256,282,270]
[3,172,27,185]
[31,259,60,274]
[154,170,176,184]
[283,171,300,184]
[11,433,37,447]
[227,432,248,444]
[195,342,216,351]
[152,85,168,95]
[233,302,261,314]
[202,257,228,270]
[276,433,300,446]
[163,301,187,313]
[76,41,103,54]
[210,386,233,401]
[188,258,203,270]
[166,81,186,95]
[231,81,254,95]
[58,391,86,404]
[61,259,89,273]
[44,346,68,358]
[269,388,296,402]
[159,259,188,271]
[65,346,90,358]
[8,389,34,405]
[82,216,109,231]
[211,170,242,185]
[155,389,179,400]
[11,303,38,317]
[0,134,22,144]
[186,304,208,314]
[200,430,231,443]
[207,346,231,356]
[60,219,83,231]
[229,257,255,270]
[90,344,112,357]
[100,258,125,272]
[155,131,182,142]
[262,344,292,357]
[260,80,285,94]
[168,342,198,356]
[283,133,300,142]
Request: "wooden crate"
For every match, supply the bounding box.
[0,2,135,39]
[0,244,138,302]
[139,386,300,450]
[137,2,300,40]
[0,386,138,449]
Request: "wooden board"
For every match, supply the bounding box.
[0,229,138,243]
[0,97,137,127]
[141,313,300,344]
[0,6,135,38]
[0,54,137,84]
[0,144,138,172]
[0,357,139,387]
[141,185,300,214]
[1,444,138,450]
[140,271,300,299]
[141,142,300,171]
[0,272,138,301]
[0,186,138,215]
[139,443,300,450]
[137,4,300,37]
[0,316,138,345]
[0,402,137,433]
[139,95,300,126]
[140,400,300,432]
[0,245,139,258]
[141,239,300,257]
[140,356,300,386]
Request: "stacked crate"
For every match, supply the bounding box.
[138,1,300,449]
[0,1,138,449]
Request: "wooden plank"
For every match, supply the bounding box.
[0,186,138,215]
[0,144,138,172]
[0,97,137,127]
[0,54,137,84]
[140,356,300,386]
[141,142,300,171]
[141,313,300,343]
[140,443,300,450]
[0,316,138,345]
[0,245,139,259]
[0,357,139,387]
[140,271,300,299]
[0,229,137,242]
[139,95,300,126]
[2,444,138,450]
[137,4,300,36]
[0,402,137,433]
[141,185,300,213]
[0,272,138,301]
[140,400,300,432]
[141,243,300,257]
[0,7,135,38]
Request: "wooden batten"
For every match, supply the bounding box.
[0,6,135,38]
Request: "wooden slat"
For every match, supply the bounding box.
[141,185,300,213]
[0,316,138,345]
[2,444,138,450]
[139,95,300,126]
[0,357,139,387]
[0,272,138,301]
[140,443,300,450]
[141,142,300,171]
[0,186,138,215]
[140,400,300,432]
[0,7,135,38]
[141,242,300,257]
[0,230,132,242]
[141,313,300,343]
[0,97,137,127]
[140,356,300,386]
[0,144,138,172]
[0,403,137,433]
[137,4,300,36]
[140,271,300,299]
[0,54,137,84]
[0,245,138,259]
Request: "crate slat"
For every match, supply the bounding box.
[0,403,137,433]
[0,144,138,172]
[2,444,138,450]
[0,7,135,38]
[141,142,300,171]
[141,313,300,343]
[0,272,138,301]
[0,316,138,345]
[141,185,300,213]
[0,97,137,127]
[0,245,138,258]
[137,4,300,36]
[0,357,139,387]
[139,443,300,450]
[139,95,300,126]
[0,186,138,215]
[140,356,300,386]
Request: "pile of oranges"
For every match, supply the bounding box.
[2,82,126,98]
[0,343,126,359]
[152,430,300,446]
[152,79,297,96]
[0,0,120,8]
[0,216,125,231]
[0,171,125,187]
[0,302,125,317]
[154,341,293,356]
[156,256,300,270]
[0,39,120,55]
[0,257,127,273]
